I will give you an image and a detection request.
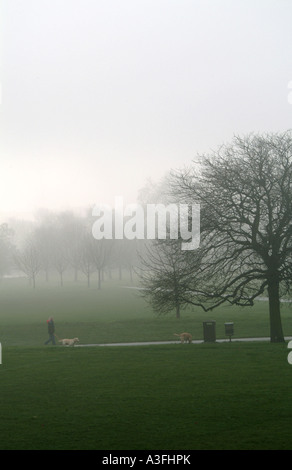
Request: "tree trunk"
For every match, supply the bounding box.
[175,301,180,319]
[267,277,284,342]
[129,266,133,283]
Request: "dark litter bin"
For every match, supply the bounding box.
[225,322,234,341]
[203,321,216,342]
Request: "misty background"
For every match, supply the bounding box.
[0,0,292,220]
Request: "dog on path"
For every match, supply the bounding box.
[58,337,80,347]
[174,333,192,344]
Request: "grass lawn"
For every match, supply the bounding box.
[0,275,292,450]
[1,275,292,346]
[1,343,291,450]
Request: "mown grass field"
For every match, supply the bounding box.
[0,274,292,450]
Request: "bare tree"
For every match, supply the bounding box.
[33,224,55,282]
[0,224,15,278]
[78,234,96,287]
[52,236,69,287]
[115,239,140,283]
[48,211,82,286]
[91,238,113,289]
[14,238,42,288]
[58,212,86,282]
[139,239,190,318]
[170,131,292,342]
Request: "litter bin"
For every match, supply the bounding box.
[225,322,234,341]
[203,321,216,342]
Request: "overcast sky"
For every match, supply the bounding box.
[1,0,292,219]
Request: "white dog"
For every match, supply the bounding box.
[58,337,80,347]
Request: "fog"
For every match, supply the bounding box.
[1,0,292,220]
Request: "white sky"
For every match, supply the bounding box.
[1,0,292,219]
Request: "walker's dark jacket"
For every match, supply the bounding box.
[47,320,55,335]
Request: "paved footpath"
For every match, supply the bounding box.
[76,336,292,347]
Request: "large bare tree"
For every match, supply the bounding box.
[169,131,292,342]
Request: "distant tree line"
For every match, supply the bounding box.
[0,209,146,289]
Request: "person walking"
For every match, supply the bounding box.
[45,317,56,345]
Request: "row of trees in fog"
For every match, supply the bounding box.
[0,210,145,288]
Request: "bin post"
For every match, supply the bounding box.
[203,321,216,342]
[224,322,234,342]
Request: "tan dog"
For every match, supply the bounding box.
[174,333,192,344]
[58,337,80,346]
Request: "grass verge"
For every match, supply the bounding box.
[0,342,291,450]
